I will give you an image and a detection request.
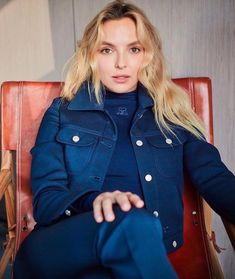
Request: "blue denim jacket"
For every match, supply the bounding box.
[31,81,235,253]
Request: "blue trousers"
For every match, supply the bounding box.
[14,206,178,279]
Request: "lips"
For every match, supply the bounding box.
[112,75,130,83]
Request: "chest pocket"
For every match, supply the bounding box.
[146,133,186,178]
[56,126,99,174]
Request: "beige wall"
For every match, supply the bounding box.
[0,0,234,277]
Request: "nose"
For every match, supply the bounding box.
[115,52,127,69]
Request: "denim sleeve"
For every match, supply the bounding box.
[71,191,101,212]
[183,132,235,224]
[30,98,98,226]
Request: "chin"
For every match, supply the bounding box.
[105,83,137,93]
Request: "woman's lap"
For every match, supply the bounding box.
[13,206,177,279]
[14,210,110,279]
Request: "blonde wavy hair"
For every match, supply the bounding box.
[61,0,205,139]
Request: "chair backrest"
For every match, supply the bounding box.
[0,78,215,278]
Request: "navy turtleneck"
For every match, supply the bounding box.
[72,88,144,212]
[102,89,143,197]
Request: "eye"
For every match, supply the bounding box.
[130,47,141,54]
[100,48,113,54]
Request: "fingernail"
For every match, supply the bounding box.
[96,216,103,223]
[106,214,114,221]
[123,204,131,210]
[137,200,144,207]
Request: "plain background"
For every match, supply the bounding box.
[0,0,234,278]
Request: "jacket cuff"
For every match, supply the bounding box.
[69,191,101,213]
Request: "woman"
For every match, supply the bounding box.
[14,1,235,278]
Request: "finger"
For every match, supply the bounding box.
[116,193,132,211]
[93,197,104,223]
[102,198,115,222]
[127,193,144,208]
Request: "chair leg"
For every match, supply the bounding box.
[0,236,15,278]
[0,169,11,201]
[5,182,16,240]
[0,150,16,278]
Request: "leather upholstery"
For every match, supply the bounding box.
[0,78,214,278]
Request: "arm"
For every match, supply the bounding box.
[71,191,101,212]
[183,132,235,224]
[31,98,96,225]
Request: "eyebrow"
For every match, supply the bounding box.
[100,40,142,47]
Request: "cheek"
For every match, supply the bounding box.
[97,63,106,80]
[130,56,144,73]
[97,57,113,77]
[97,65,114,87]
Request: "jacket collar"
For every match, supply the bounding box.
[67,80,154,111]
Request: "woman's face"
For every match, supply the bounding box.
[96,17,144,93]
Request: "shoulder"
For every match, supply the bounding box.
[44,96,70,117]
[48,97,68,110]
[168,123,206,144]
[39,97,65,129]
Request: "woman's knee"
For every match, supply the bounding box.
[123,207,162,233]
[108,206,163,238]
[96,206,165,266]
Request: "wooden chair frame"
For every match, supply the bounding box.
[0,79,234,278]
[0,150,15,278]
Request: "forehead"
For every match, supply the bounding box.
[100,17,138,44]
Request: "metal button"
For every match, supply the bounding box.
[65,209,71,216]
[153,211,159,217]
[72,136,80,143]
[166,138,172,144]
[136,140,143,146]
[145,174,152,182]
[172,240,177,248]
[163,226,169,233]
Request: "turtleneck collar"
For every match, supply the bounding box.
[67,81,153,111]
[105,88,137,100]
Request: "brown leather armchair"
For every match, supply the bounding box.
[0,78,234,278]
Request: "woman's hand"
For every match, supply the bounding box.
[93,190,144,223]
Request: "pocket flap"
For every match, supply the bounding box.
[146,133,186,148]
[56,126,99,146]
